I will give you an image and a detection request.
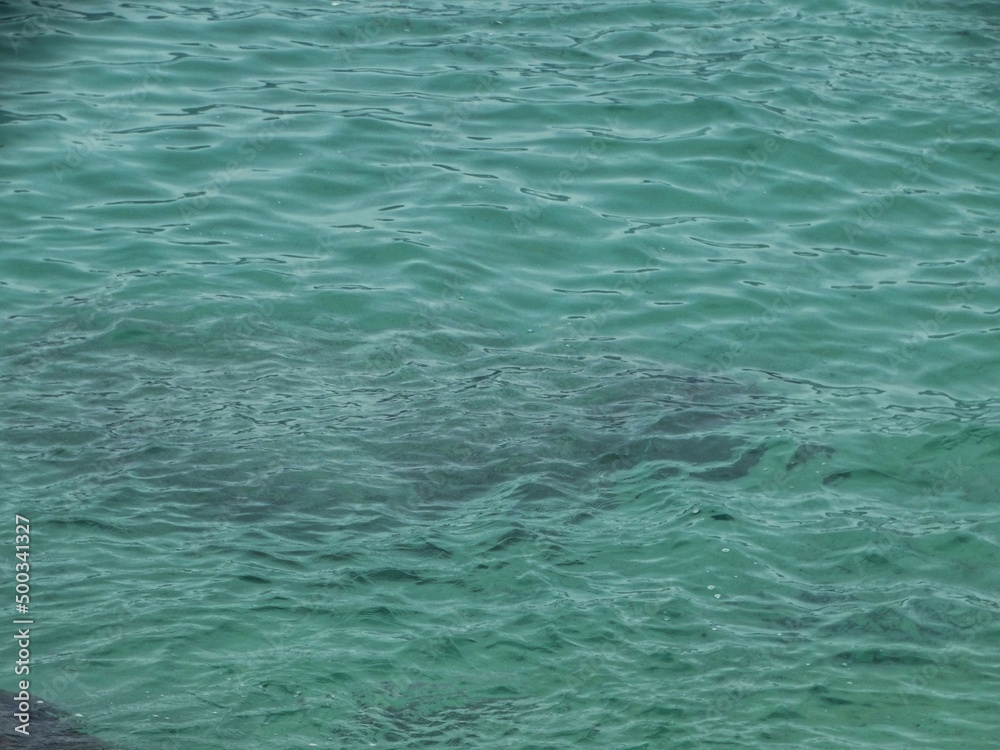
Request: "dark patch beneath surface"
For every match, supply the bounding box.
[0,691,110,749]
[823,470,853,485]
[690,444,768,481]
[786,443,835,471]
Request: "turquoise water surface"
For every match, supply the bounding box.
[2,1,999,748]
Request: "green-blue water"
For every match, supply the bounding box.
[2,1,999,747]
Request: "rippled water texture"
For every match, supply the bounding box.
[2,1,999,748]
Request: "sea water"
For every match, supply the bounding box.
[2,1,999,748]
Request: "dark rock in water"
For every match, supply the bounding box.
[0,690,110,749]
[382,365,838,502]
[786,443,835,471]
[690,443,768,481]
[823,470,852,485]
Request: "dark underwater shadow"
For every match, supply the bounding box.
[375,359,798,508]
[202,355,841,528]
[0,690,110,750]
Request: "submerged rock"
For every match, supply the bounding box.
[377,362,838,505]
[0,690,110,750]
